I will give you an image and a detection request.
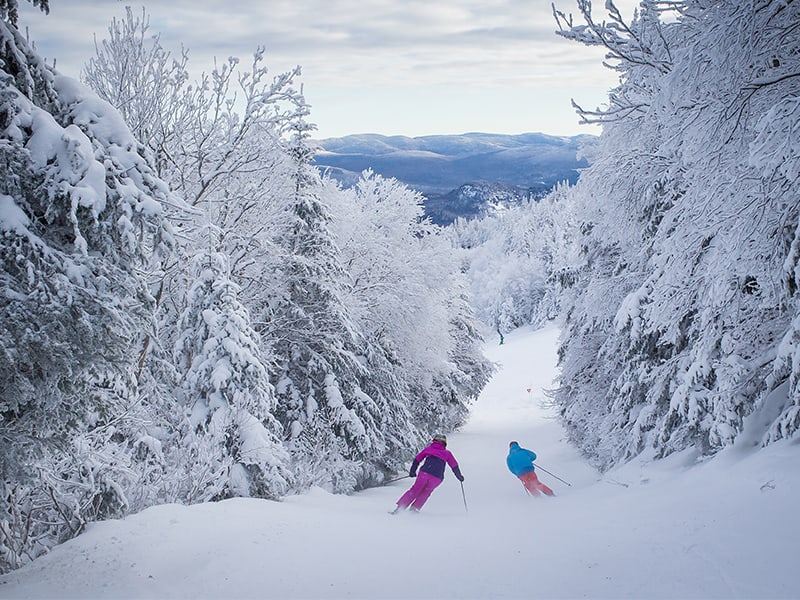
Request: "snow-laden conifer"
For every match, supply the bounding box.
[260,116,384,492]
[0,16,172,572]
[0,0,47,27]
[173,248,289,501]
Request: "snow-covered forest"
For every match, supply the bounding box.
[1,0,800,581]
[458,0,800,470]
[0,1,491,572]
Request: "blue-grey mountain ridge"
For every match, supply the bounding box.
[312,132,591,225]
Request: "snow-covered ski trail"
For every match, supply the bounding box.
[2,324,799,599]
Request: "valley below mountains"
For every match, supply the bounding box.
[312,132,591,225]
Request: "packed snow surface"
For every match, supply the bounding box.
[1,325,796,599]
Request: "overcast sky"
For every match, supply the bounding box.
[18,1,632,139]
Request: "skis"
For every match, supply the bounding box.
[388,506,418,515]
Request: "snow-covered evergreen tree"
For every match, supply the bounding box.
[0,0,47,26]
[173,248,289,502]
[260,117,384,492]
[0,16,172,572]
[414,288,492,436]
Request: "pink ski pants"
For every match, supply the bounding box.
[520,471,554,496]
[396,472,442,510]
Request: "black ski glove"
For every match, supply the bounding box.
[453,465,464,482]
[409,459,419,478]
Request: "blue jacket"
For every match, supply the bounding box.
[506,442,537,477]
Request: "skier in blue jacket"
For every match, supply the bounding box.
[506,441,554,496]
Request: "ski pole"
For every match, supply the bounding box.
[384,475,410,485]
[460,481,469,513]
[534,464,572,487]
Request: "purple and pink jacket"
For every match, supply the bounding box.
[410,440,463,481]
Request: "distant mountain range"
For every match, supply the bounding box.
[312,132,592,225]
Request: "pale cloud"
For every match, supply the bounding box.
[17,0,635,137]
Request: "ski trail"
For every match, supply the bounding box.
[4,324,797,599]
[444,323,597,514]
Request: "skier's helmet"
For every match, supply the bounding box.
[509,440,518,448]
[433,434,447,446]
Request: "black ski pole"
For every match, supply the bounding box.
[460,481,469,513]
[534,464,572,487]
[384,475,410,485]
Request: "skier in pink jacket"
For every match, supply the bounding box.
[391,434,464,514]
